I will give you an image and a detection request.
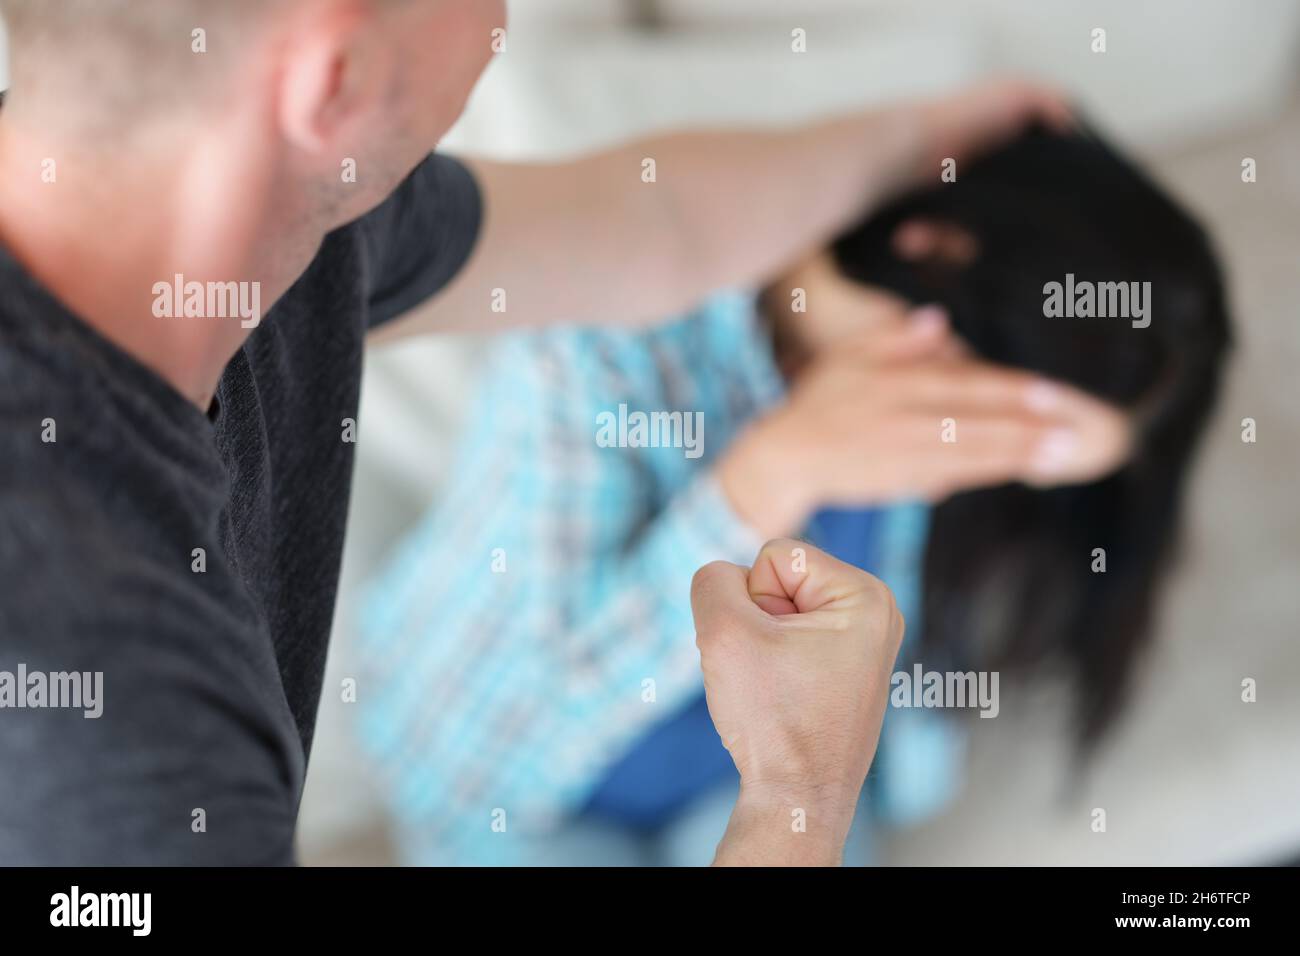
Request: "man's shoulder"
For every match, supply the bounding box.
[339,152,485,330]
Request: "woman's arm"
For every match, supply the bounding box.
[358,334,767,848]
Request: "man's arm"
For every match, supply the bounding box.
[691,540,906,867]
[374,80,1071,340]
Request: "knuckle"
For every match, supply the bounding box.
[854,569,897,615]
[758,537,801,561]
[691,560,729,596]
[881,608,906,648]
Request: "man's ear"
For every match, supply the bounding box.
[276,0,387,155]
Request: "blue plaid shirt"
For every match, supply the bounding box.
[357,292,963,864]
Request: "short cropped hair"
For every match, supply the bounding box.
[1,0,281,131]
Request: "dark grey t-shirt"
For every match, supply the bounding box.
[0,154,482,864]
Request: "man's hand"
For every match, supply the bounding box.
[915,77,1075,172]
[868,77,1075,203]
[692,540,905,866]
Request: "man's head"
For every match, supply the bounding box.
[1,0,504,228]
[0,0,503,409]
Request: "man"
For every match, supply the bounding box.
[0,0,1070,865]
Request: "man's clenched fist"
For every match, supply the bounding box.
[691,539,905,866]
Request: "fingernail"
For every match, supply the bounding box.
[1032,427,1078,474]
[1025,379,1062,413]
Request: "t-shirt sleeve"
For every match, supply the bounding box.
[355,152,484,329]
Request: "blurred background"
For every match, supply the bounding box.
[7,0,1289,865]
[296,0,1300,865]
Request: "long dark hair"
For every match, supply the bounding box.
[832,126,1232,747]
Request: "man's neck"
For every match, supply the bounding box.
[0,119,320,411]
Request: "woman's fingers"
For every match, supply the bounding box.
[903,361,1057,415]
[899,357,1116,433]
[791,325,1133,506]
[878,413,1045,498]
[916,369,1135,487]
[835,304,953,364]
[929,416,1055,495]
[892,400,1130,500]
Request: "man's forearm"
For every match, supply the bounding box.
[376,105,926,339]
[631,108,926,317]
[712,782,861,867]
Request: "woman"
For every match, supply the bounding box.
[357,125,1230,865]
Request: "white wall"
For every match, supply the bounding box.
[496,0,1300,149]
[5,2,1295,146]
